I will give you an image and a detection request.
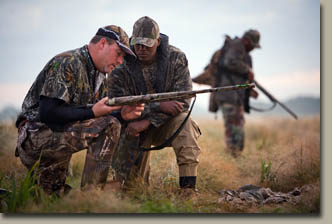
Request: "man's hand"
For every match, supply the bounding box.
[250,89,259,99]
[160,101,184,116]
[121,104,145,121]
[126,120,151,137]
[248,68,255,81]
[92,97,122,117]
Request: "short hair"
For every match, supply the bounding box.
[90,35,115,45]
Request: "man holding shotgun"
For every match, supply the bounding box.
[108,16,201,194]
[194,29,261,158]
[193,29,297,158]
[15,25,144,196]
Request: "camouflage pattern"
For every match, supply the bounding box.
[17,115,121,195]
[221,104,245,155]
[105,25,131,49]
[215,37,252,106]
[130,16,160,47]
[17,43,120,194]
[110,129,143,184]
[215,36,253,154]
[219,184,313,206]
[111,112,201,184]
[193,35,255,155]
[109,34,192,128]
[98,25,136,57]
[108,33,199,185]
[193,36,252,107]
[21,45,107,122]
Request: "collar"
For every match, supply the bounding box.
[81,45,98,73]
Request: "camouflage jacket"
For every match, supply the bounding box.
[108,34,192,128]
[21,45,107,122]
[193,37,252,111]
[216,37,252,106]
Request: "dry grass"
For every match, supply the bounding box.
[0,116,320,213]
[0,123,26,187]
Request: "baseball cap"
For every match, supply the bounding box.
[243,29,261,49]
[96,25,136,57]
[130,16,160,47]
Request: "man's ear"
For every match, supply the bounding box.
[157,37,161,47]
[98,37,107,50]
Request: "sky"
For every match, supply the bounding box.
[0,0,320,110]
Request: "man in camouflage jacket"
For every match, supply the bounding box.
[193,30,260,157]
[15,25,144,196]
[108,16,201,191]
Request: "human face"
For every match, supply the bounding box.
[242,37,254,52]
[133,39,160,65]
[99,39,125,74]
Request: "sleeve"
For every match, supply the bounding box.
[142,51,192,128]
[108,65,132,98]
[40,57,78,104]
[39,96,94,129]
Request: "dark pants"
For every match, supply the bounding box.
[221,103,245,156]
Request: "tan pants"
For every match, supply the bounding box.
[134,112,201,183]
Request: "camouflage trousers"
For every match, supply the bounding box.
[220,103,245,156]
[16,115,121,195]
[112,112,201,186]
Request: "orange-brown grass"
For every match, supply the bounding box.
[244,116,320,192]
[0,115,320,213]
[0,123,26,187]
[26,187,138,213]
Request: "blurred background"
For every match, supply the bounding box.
[0,0,320,121]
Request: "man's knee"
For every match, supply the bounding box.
[107,115,121,129]
[87,115,122,142]
[105,115,121,140]
[169,113,201,138]
[170,120,201,150]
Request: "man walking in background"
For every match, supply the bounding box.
[193,29,261,157]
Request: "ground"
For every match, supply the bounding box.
[0,115,320,213]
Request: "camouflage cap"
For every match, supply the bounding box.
[131,16,160,47]
[243,29,261,49]
[96,25,136,57]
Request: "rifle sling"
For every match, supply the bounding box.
[139,96,197,151]
[250,101,277,112]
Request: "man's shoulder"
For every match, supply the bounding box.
[53,46,87,65]
[41,46,89,80]
[54,46,82,58]
[109,63,129,79]
[168,45,186,56]
[168,45,188,65]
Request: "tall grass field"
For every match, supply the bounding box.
[0,115,320,213]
